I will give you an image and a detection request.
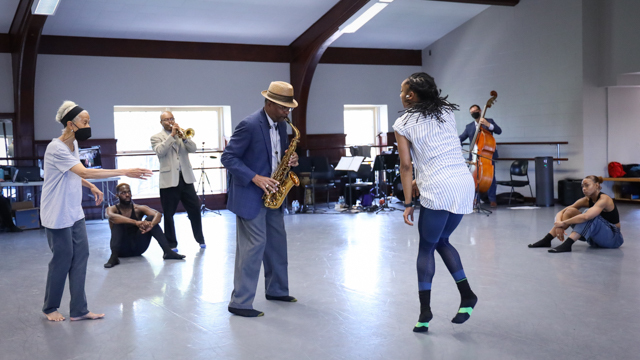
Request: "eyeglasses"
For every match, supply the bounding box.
[271,102,291,112]
[162,117,175,122]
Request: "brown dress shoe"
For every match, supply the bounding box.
[490,202,498,208]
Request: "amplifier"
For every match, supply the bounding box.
[558,179,583,206]
[11,166,42,182]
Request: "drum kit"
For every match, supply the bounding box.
[371,147,410,204]
[354,143,417,210]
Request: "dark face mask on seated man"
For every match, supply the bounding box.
[471,112,481,120]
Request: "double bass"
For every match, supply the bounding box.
[468,91,498,193]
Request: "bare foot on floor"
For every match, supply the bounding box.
[44,311,65,322]
[70,312,105,321]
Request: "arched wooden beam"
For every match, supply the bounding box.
[288,0,519,148]
[10,0,47,163]
[289,0,370,148]
[438,0,519,5]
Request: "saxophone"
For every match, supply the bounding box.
[263,117,301,209]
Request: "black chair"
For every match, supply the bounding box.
[295,156,335,210]
[307,156,335,209]
[495,159,534,205]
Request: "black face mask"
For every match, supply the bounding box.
[471,112,481,120]
[72,122,92,141]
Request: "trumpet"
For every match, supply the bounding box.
[174,126,195,139]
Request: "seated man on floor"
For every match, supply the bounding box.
[104,183,185,268]
[0,181,22,233]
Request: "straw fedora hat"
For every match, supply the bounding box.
[261,81,298,108]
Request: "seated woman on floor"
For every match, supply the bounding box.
[528,175,623,253]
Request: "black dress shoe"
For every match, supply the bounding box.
[266,295,297,302]
[163,252,186,260]
[228,307,264,317]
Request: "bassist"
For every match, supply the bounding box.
[459,104,502,207]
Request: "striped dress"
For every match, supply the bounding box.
[392,111,474,214]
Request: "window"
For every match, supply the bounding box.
[113,106,231,199]
[343,105,388,159]
[1,119,14,198]
[0,119,13,167]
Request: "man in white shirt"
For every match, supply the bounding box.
[151,111,206,251]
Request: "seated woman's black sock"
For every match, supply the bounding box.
[528,233,554,248]
[413,290,432,333]
[548,239,575,253]
[452,279,478,324]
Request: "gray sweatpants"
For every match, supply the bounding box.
[42,219,90,318]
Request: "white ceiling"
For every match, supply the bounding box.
[0,0,20,33]
[333,0,489,49]
[41,0,341,46]
[0,0,491,50]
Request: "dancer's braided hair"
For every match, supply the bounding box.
[403,72,459,123]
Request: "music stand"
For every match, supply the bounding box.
[198,142,221,216]
[336,156,364,212]
[372,154,399,213]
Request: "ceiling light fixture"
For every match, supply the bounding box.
[341,2,389,34]
[31,0,61,16]
[379,0,394,3]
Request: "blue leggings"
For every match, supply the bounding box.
[417,207,466,291]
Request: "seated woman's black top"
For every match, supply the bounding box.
[588,193,619,224]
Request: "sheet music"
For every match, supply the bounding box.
[336,156,364,172]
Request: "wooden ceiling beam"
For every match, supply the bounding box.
[288,0,370,148]
[39,36,292,63]
[0,34,10,53]
[10,0,47,162]
[320,47,421,66]
[434,0,519,6]
[38,35,421,66]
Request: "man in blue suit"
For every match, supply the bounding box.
[459,104,502,207]
[221,81,300,317]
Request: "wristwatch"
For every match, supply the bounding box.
[403,202,414,208]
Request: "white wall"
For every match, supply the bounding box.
[607,86,640,165]
[34,55,290,140]
[422,0,585,197]
[601,0,640,86]
[35,56,419,141]
[307,63,421,134]
[0,54,13,112]
[582,0,609,187]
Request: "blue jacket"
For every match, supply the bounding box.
[221,109,289,220]
[459,118,502,160]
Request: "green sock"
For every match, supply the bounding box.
[413,290,432,333]
[452,279,477,324]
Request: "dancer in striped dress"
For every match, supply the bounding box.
[393,72,477,333]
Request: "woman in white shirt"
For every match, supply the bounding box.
[41,101,152,322]
[393,72,477,333]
